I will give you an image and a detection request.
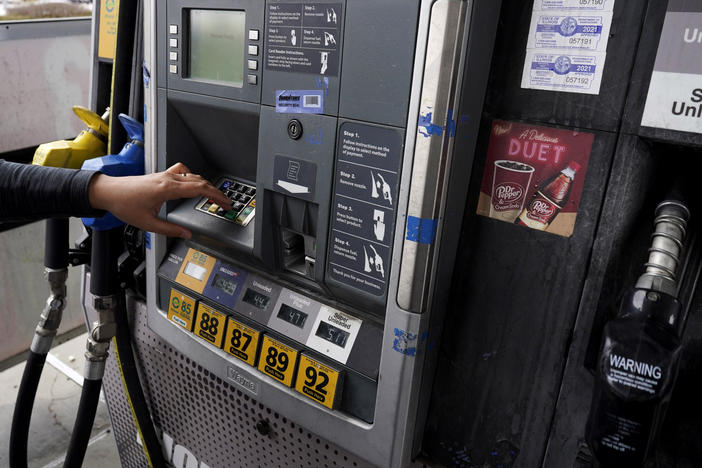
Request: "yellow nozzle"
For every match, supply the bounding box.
[32,106,110,169]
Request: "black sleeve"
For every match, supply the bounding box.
[0,159,105,221]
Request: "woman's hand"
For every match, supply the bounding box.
[88,162,232,238]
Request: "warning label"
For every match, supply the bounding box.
[265,3,342,76]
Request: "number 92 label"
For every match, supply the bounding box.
[294,355,343,410]
[257,336,299,387]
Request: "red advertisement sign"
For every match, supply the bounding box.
[476,120,594,237]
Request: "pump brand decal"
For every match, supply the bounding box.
[276,90,324,114]
[265,3,342,76]
[327,123,404,297]
[273,155,316,201]
[641,1,702,134]
[476,120,593,237]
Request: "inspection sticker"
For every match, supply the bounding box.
[276,90,324,114]
[294,354,342,410]
[527,13,613,51]
[537,0,615,11]
[224,318,261,367]
[257,335,299,387]
[193,303,227,348]
[521,50,605,94]
[167,289,196,331]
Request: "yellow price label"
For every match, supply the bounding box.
[167,289,196,331]
[224,318,261,367]
[257,336,299,387]
[294,355,342,410]
[193,304,227,348]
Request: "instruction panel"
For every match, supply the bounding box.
[327,123,403,296]
[521,0,614,94]
[265,2,342,76]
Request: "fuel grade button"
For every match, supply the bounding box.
[167,289,196,331]
[257,335,299,387]
[193,303,227,348]
[294,354,343,410]
[224,318,261,367]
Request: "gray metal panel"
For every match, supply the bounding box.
[338,0,420,128]
[254,106,337,284]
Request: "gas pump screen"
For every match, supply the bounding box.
[212,274,237,295]
[277,304,308,328]
[242,288,270,310]
[188,9,245,86]
[315,322,350,348]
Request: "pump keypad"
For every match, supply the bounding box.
[197,178,256,226]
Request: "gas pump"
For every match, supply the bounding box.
[91,0,501,466]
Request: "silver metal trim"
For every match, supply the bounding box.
[396,0,468,312]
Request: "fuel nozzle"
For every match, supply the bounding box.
[635,200,690,297]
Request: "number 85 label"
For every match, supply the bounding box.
[257,336,299,387]
[294,355,342,409]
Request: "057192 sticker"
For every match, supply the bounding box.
[521,50,605,95]
[527,12,612,52]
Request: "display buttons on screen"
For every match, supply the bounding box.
[188,9,245,86]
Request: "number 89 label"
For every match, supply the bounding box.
[257,336,299,387]
[294,355,342,410]
[224,318,261,367]
[194,304,226,347]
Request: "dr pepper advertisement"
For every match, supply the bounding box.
[476,120,594,237]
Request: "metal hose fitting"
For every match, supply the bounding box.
[635,200,690,297]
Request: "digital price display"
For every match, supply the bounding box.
[183,261,207,281]
[277,304,308,329]
[315,321,350,348]
[212,274,237,295]
[242,288,270,310]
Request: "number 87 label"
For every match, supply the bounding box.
[257,336,299,387]
[294,355,342,410]
[224,318,261,367]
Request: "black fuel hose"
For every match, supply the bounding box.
[114,294,166,468]
[63,378,103,468]
[9,351,47,468]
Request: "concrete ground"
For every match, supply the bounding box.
[0,332,121,467]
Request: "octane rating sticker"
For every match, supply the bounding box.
[257,336,299,387]
[193,303,227,348]
[294,354,342,409]
[168,289,196,330]
[224,318,261,367]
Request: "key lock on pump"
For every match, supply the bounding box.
[9,112,164,468]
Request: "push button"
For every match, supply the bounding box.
[170,51,178,61]
[248,59,258,71]
[170,38,178,48]
[248,29,259,41]
[247,74,258,85]
[169,64,178,74]
[248,45,258,56]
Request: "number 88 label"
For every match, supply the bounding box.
[294,355,342,409]
[194,304,226,347]
[257,336,299,387]
[224,318,261,367]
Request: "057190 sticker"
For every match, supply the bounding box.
[521,50,605,95]
[537,0,615,11]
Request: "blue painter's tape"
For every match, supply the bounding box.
[406,216,438,244]
[392,328,430,357]
[145,232,151,250]
[276,90,324,114]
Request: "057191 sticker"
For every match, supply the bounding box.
[527,12,612,51]
[521,50,605,95]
